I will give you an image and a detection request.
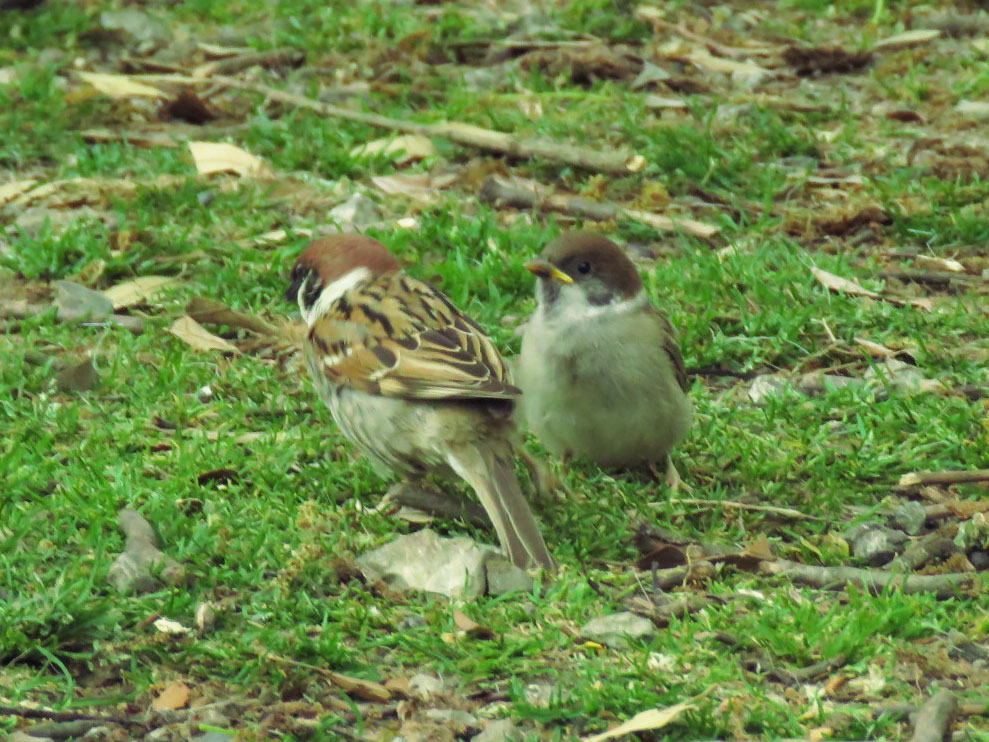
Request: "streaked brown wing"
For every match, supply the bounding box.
[307,273,519,400]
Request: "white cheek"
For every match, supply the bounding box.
[301,266,371,326]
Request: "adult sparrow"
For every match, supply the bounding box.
[287,235,554,569]
[516,231,692,488]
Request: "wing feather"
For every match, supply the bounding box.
[307,273,518,400]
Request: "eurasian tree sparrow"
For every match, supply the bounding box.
[287,235,555,569]
[516,231,692,488]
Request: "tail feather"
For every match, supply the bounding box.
[447,445,555,570]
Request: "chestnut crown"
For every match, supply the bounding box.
[286,235,400,311]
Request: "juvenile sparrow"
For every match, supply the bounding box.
[287,235,554,569]
[516,231,692,487]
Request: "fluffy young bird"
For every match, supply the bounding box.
[287,235,554,569]
[516,231,692,487]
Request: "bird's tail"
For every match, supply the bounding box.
[447,444,555,570]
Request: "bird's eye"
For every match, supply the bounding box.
[576,261,591,275]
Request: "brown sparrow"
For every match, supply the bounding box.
[516,231,692,488]
[287,235,555,569]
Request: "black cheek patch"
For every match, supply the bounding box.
[285,265,310,304]
[302,276,323,311]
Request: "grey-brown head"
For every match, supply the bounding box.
[525,231,642,307]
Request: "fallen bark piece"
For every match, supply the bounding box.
[909,690,958,742]
[760,559,975,598]
[107,508,185,593]
[479,177,719,238]
[899,470,989,487]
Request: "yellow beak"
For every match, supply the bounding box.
[524,259,574,284]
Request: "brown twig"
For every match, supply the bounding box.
[0,705,143,727]
[173,74,643,175]
[262,652,392,703]
[924,504,954,523]
[648,561,715,590]
[881,270,985,286]
[909,690,958,742]
[193,48,304,77]
[685,365,762,381]
[788,652,849,682]
[899,470,989,487]
[760,559,976,598]
[670,498,824,521]
[635,9,780,58]
[479,177,720,238]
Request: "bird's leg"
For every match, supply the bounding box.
[650,456,691,495]
[518,448,568,501]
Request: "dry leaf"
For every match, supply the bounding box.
[811,267,932,311]
[745,534,774,561]
[153,617,190,635]
[352,134,436,164]
[103,276,178,308]
[873,29,941,50]
[168,315,240,353]
[152,682,191,711]
[810,267,882,299]
[452,609,496,640]
[186,296,279,336]
[253,227,314,246]
[582,700,695,742]
[854,337,898,358]
[77,71,167,99]
[370,174,444,204]
[326,671,392,702]
[0,179,39,207]
[687,48,767,79]
[188,141,268,177]
[912,255,964,273]
[955,100,989,119]
[643,94,687,109]
[384,676,412,697]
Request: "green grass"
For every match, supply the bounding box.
[2,0,989,739]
